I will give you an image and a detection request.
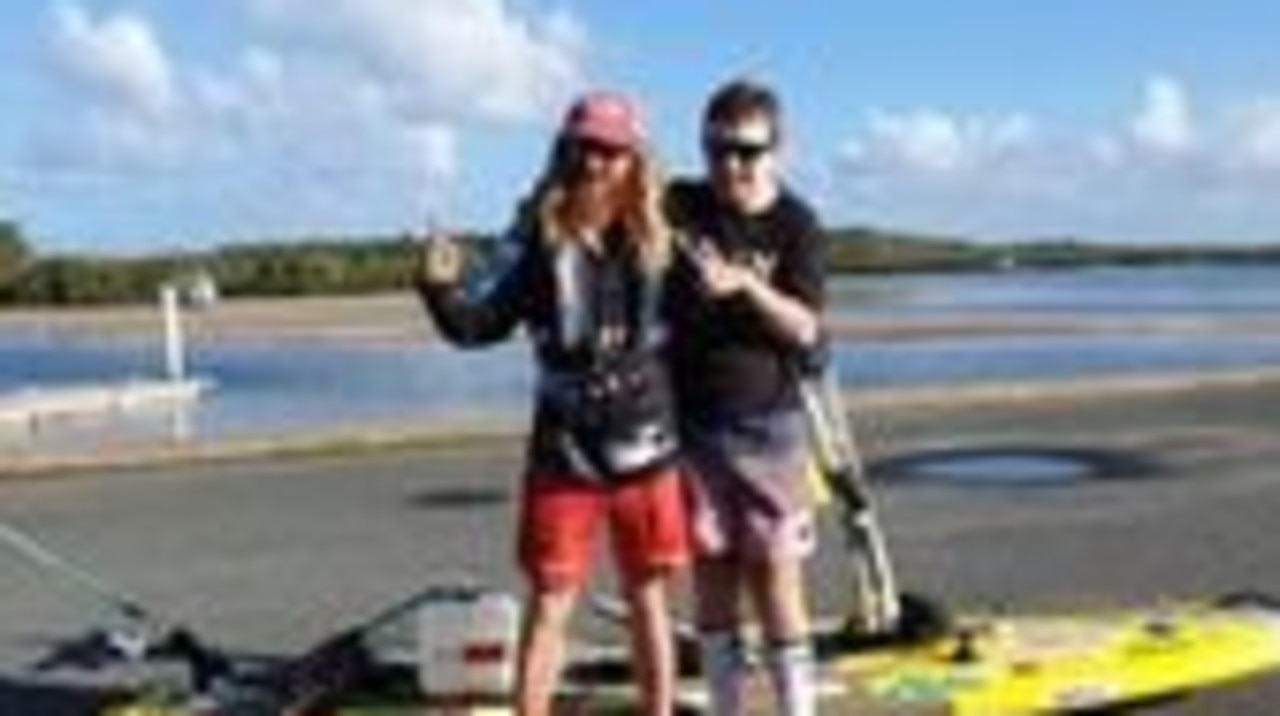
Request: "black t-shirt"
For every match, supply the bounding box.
[662,179,826,422]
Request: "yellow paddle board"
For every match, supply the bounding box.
[822,595,1280,714]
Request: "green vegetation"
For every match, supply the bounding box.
[0,219,33,292]
[827,226,1280,273]
[2,219,1280,307]
[0,229,430,306]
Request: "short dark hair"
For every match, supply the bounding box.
[703,78,783,139]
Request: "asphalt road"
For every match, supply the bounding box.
[4,379,1280,713]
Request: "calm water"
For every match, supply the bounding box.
[4,264,1280,454]
[830,263,1280,316]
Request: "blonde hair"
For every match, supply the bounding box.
[522,136,672,276]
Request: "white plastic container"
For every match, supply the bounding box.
[416,588,520,701]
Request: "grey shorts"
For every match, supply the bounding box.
[682,409,816,561]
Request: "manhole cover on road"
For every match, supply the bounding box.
[903,454,1089,485]
[875,447,1158,487]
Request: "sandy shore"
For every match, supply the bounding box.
[5,291,1280,345]
[0,294,434,345]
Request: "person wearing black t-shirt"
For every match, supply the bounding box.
[664,80,826,716]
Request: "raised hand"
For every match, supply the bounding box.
[691,238,753,298]
[417,231,465,287]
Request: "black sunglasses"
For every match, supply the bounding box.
[570,138,630,162]
[703,137,774,164]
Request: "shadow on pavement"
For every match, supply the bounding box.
[0,676,122,716]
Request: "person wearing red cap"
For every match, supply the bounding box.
[415,91,688,716]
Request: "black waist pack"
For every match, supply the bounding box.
[540,352,678,482]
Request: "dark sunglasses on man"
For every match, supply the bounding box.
[703,135,774,165]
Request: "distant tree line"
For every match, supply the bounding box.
[826,227,1280,273]
[0,234,424,306]
[0,220,32,290]
[0,222,511,306]
[3,218,1280,307]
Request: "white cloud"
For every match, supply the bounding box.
[1127,76,1195,156]
[404,122,459,180]
[48,2,179,122]
[191,47,287,129]
[246,0,586,124]
[41,0,586,174]
[1224,100,1280,172]
[839,109,1036,178]
[829,75,1280,243]
[844,110,966,175]
[28,0,586,242]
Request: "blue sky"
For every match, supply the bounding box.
[5,1,1280,253]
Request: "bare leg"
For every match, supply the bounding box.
[514,586,579,716]
[623,571,678,716]
[746,552,810,642]
[747,554,815,716]
[695,556,747,716]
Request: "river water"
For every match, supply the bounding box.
[4,264,1280,455]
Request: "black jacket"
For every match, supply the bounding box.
[417,223,673,481]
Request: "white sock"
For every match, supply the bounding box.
[699,630,747,716]
[764,639,817,716]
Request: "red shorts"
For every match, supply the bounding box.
[517,467,691,592]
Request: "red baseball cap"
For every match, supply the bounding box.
[561,91,644,150]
